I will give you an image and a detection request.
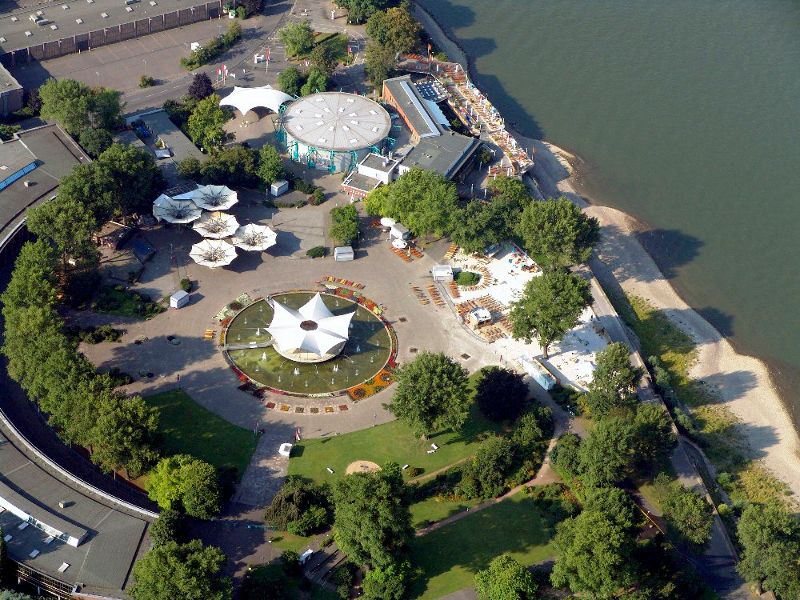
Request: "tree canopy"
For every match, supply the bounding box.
[310,36,347,76]
[475,366,528,422]
[332,462,412,569]
[509,270,592,358]
[277,66,304,96]
[257,144,285,186]
[130,540,231,600]
[365,2,420,54]
[278,21,314,57]
[387,352,471,437]
[96,143,165,215]
[90,393,159,478]
[188,72,214,100]
[38,78,122,135]
[146,455,221,519]
[585,342,641,418]
[365,42,396,88]
[516,197,600,270]
[660,479,713,547]
[475,554,538,600]
[338,0,398,24]
[300,67,330,97]
[737,502,800,598]
[578,416,637,487]
[187,94,231,151]
[78,127,113,158]
[329,205,359,245]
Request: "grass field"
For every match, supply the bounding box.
[243,564,337,600]
[288,406,500,485]
[410,496,482,529]
[144,389,257,479]
[407,494,560,599]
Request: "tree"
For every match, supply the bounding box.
[737,502,800,598]
[339,0,395,24]
[329,205,359,245]
[475,554,538,600]
[57,161,118,224]
[551,510,637,597]
[264,477,331,535]
[582,487,637,531]
[332,463,412,569]
[366,2,419,54]
[26,196,99,274]
[300,67,330,96]
[458,436,514,499]
[0,591,38,600]
[278,21,314,57]
[78,128,113,158]
[130,540,232,600]
[257,144,285,186]
[585,342,641,418]
[146,455,221,519]
[188,72,214,100]
[277,66,304,96]
[551,433,582,479]
[39,79,122,135]
[387,352,470,437]
[661,483,713,547]
[365,41,396,87]
[90,392,159,478]
[177,156,202,179]
[632,403,676,472]
[516,197,600,270]
[187,94,231,151]
[310,37,347,76]
[362,561,410,600]
[578,416,638,487]
[97,143,165,215]
[378,168,458,237]
[509,270,592,358]
[149,509,185,546]
[239,0,263,17]
[200,145,259,187]
[475,366,528,422]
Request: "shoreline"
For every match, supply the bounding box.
[413,1,800,497]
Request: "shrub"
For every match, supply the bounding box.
[228,301,244,311]
[180,22,242,70]
[311,188,325,205]
[264,477,331,534]
[330,204,359,246]
[177,156,202,179]
[139,75,156,88]
[457,436,514,499]
[407,466,423,478]
[455,270,481,286]
[307,246,326,258]
[292,177,316,194]
[180,278,192,293]
[107,367,134,387]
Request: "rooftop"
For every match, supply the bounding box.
[384,75,440,139]
[400,130,481,179]
[133,109,203,183]
[342,171,381,194]
[0,63,22,92]
[360,152,400,173]
[0,430,149,597]
[282,92,391,152]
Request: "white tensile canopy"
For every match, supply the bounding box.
[220,85,294,116]
[232,223,277,252]
[194,185,238,211]
[153,197,202,223]
[192,211,240,239]
[189,239,237,268]
[267,293,355,359]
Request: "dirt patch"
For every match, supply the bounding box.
[345,461,381,475]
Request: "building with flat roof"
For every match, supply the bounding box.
[0,123,89,247]
[397,130,481,181]
[0,429,152,599]
[130,109,204,184]
[0,63,23,115]
[382,74,450,142]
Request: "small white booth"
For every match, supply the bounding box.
[431,264,453,281]
[270,180,289,197]
[334,246,355,262]
[390,223,410,240]
[170,290,190,309]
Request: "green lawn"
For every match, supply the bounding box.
[408,494,561,599]
[410,496,481,529]
[271,531,315,554]
[288,406,500,485]
[93,285,166,319]
[144,389,257,479]
[242,564,337,600]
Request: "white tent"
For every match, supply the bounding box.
[232,223,277,252]
[153,197,202,224]
[192,211,240,239]
[220,85,294,116]
[194,185,238,211]
[267,293,355,360]
[189,239,237,268]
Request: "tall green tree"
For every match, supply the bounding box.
[516,197,600,270]
[332,463,412,569]
[187,94,231,151]
[377,168,458,237]
[78,128,113,158]
[585,342,641,418]
[329,205,359,245]
[475,554,538,600]
[200,145,259,187]
[90,392,160,478]
[365,41,395,87]
[278,21,314,57]
[578,416,636,487]
[339,0,396,24]
[737,502,800,598]
[509,270,592,358]
[277,66,304,96]
[25,196,98,274]
[96,143,165,215]
[365,2,419,54]
[661,482,713,547]
[257,144,285,185]
[130,540,232,600]
[632,403,676,471]
[362,561,410,600]
[387,352,470,437]
[458,436,514,499]
[146,455,221,519]
[39,79,123,135]
[310,37,347,76]
[56,162,118,224]
[300,67,330,96]
[551,509,637,597]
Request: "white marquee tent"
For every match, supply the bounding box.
[194,185,238,211]
[232,223,277,252]
[192,211,240,239]
[189,239,237,268]
[220,85,294,116]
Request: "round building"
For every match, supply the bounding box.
[280,92,391,173]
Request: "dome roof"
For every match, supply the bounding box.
[267,293,355,360]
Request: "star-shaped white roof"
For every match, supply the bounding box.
[267,293,355,358]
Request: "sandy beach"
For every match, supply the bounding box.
[529,138,800,498]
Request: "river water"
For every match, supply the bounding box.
[423,0,800,422]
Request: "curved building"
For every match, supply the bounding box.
[280,92,391,173]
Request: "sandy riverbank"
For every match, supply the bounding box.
[530,137,800,498]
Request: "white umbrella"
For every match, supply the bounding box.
[232,223,277,252]
[194,185,238,211]
[153,197,202,224]
[380,216,396,228]
[192,211,240,239]
[189,239,238,268]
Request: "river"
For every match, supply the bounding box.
[422,0,800,423]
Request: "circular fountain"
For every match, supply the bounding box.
[224,292,393,396]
